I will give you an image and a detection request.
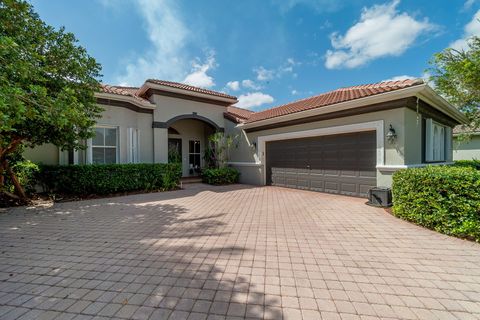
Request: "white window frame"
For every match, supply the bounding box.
[87,125,119,164]
[425,118,447,162]
[127,128,140,163]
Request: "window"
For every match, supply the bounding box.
[189,140,201,171]
[92,127,118,164]
[425,119,446,162]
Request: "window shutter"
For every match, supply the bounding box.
[425,118,433,162]
[135,130,140,163]
[86,138,93,164]
[445,126,452,161]
[127,128,139,163]
[127,128,133,163]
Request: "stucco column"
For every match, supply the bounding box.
[153,127,168,163]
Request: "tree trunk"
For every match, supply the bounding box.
[0,160,4,189]
[5,160,27,201]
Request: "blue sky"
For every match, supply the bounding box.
[30,0,480,110]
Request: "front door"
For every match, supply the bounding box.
[189,140,201,176]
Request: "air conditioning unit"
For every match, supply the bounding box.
[368,187,392,207]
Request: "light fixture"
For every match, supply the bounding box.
[386,124,397,143]
[251,142,257,150]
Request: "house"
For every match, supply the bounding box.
[453,127,480,160]
[25,78,467,197]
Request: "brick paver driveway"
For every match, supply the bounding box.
[1,184,480,320]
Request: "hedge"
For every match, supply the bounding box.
[392,166,480,241]
[453,160,480,169]
[37,163,182,195]
[202,167,240,185]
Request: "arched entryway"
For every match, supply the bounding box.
[167,118,218,177]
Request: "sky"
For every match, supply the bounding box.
[30,0,480,111]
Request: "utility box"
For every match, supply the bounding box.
[367,187,392,207]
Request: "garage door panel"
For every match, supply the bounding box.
[340,170,357,178]
[324,169,340,176]
[324,181,340,193]
[358,170,376,178]
[266,131,376,198]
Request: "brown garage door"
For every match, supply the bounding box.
[266,131,377,197]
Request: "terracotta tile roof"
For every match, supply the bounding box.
[100,84,152,104]
[246,79,424,124]
[224,106,255,123]
[146,79,238,101]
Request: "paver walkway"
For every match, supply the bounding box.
[1,184,480,320]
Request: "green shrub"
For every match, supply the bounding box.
[392,166,480,241]
[37,163,181,195]
[202,167,240,185]
[453,160,480,169]
[4,160,40,194]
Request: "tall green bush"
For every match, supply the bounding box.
[37,163,181,195]
[392,166,480,241]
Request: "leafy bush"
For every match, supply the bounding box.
[453,160,480,169]
[37,163,181,195]
[202,167,240,185]
[392,166,480,241]
[3,160,40,194]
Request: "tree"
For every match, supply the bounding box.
[204,132,238,169]
[0,0,102,200]
[429,36,480,132]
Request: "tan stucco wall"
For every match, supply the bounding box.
[24,105,154,165]
[152,95,226,129]
[227,108,406,187]
[227,107,455,187]
[98,104,154,163]
[403,108,423,164]
[454,135,480,160]
[23,144,59,165]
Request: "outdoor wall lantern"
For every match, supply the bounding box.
[251,142,257,150]
[386,124,397,143]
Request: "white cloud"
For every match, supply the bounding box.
[291,89,298,95]
[464,0,476,10]
[226,81,240,91]
[254,67,276,81]
[242,79,262,90]
[254,59,298,81]
[325,0,434,69]
[115,0,189,86]
[183,53,216,88]
[383,72,433,86]
[236,92,274,109]
[449,10,480,51]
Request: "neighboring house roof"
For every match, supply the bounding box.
[246,79,424,124]
[145,79,238,101]
[453,125,480,136]
[224,106,255,123]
